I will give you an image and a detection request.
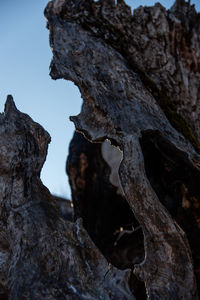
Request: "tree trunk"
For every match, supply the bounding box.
[0,96,133,300]
[1,0,200,299]
[45,0,200,298]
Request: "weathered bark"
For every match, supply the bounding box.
[45,0,200,298]
[0,96,133,300]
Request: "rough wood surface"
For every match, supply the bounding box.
[0,96,133,300]
[45,0,200,298]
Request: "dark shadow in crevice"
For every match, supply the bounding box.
[140,130,200,292]
[67,131,146,299]
[0,289,8,300]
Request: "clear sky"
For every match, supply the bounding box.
[0,0,199,199]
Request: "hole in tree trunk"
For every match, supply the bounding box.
[67,131,146,299]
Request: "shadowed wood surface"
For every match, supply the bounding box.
[0,96,133,300]
[0,0,200,299]
[45,0,200,298]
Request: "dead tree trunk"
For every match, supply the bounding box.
[1,0,200,299]
[45,0,200,298]
[0,96,133,300]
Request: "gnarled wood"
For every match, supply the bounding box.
[0,96,133,300]
[45,0,200,298]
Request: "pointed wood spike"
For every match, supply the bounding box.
[4,95,18,116]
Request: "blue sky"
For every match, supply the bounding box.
[0,0,199,199]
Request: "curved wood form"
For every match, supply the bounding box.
[0,96,133,300]
[45,0,200,298]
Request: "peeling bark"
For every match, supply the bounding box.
[45,0,200,298]
[0,96,133,300]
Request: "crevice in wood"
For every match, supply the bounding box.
[140,130,200,292]
[45,0,200,297]
[67,131,146,298]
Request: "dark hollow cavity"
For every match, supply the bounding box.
[67,131,146,299]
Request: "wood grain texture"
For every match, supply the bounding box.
[0,96,133,300]
[45,0,200,298]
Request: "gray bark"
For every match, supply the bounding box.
[0,96,133,300]
[45,0,200,299]
[1,0,200,299]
